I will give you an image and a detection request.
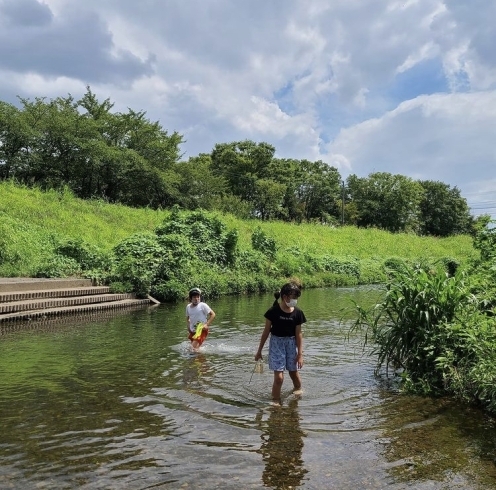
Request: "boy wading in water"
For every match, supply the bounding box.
[255,282,306,405]
[186,287,216,351]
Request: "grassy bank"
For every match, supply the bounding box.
[0,181,477,297]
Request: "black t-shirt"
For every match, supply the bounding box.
[264,303,306,337]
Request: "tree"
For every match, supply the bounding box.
[418,180,473,236]
[253,178,286,220]
[348,172,424,232]
[0,101,33,180]
[295,160,341,222]
[175,154,228,210]
[268,158,304,222]
[210,140,276,204]
[0,88,185,209]
[17,95,98,192]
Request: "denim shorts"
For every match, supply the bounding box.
[268,335,298,372]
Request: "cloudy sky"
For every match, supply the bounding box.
[1,0,495,217]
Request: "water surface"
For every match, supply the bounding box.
[1,287,496,489]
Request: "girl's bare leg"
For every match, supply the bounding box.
[272,371,284,404]
[289,370,302,394]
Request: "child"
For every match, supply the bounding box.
[186,287,216,351]
[255,282,306,404]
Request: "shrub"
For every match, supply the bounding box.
[109,281,133,294]
[351,266,477,393]
[156,233,194,271]
[236,250,268,273]
[274,253,304,276]
[318,255,360,277]
[251,226,277,260]
[152,279,186,303]
[383,257,409,275]
[113,233,164,297]
[156,210,238,266]
[55,238,110,271]
[436,256,460,276]
[35,256,82,278]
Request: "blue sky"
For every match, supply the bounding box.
[1,0,495,217]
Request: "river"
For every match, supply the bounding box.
[1,286,496,489]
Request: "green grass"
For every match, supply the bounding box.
[0,181,166,250]
[0,180,477,278]
[239,220,473,259]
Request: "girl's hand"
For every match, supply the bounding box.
[296,354,303,369]
[255,352,262,362]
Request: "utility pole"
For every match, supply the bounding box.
[341,180,345,225]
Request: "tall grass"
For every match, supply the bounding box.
[243,220,473,259]
[0,181,477,278]
[0,181,166,250]
[351,267,477,385]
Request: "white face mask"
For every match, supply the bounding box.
[285,299,298,308]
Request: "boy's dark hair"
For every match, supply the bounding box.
[188,287,202,300]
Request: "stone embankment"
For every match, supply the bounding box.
[0,278,157,323]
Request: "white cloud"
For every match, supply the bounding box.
[328,91,496,214]
[1,0,496,216]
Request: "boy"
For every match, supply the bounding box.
[186,287,216,350]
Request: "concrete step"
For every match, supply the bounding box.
[0,278,94,293]
[0,298,153,322]
[0,277,160,323]
[0,286,111,303]
[0,293,136,314]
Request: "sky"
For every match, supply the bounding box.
[0,0,495,217]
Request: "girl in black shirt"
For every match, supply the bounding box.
[255,282,306,404]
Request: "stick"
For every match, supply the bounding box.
[249,359,261,384]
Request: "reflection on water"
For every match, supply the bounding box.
[257,398,308,488]
[376,393,496,487]
[182,353,211,387]
[0,287,496,489]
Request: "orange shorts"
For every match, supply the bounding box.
[188,326,209,346]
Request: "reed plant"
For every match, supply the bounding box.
[351,220,496,415]
[351,266,477,390]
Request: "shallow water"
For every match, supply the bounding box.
[1,287,496,489]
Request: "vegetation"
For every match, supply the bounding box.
[2,88,494,415]
[0,181,476,300]
[352,216,496,414]
[0,89,478,236]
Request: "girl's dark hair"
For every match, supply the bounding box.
[272,282,301,306]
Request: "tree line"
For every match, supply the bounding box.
[0,88,476,236]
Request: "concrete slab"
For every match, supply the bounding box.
[0,278,94,293]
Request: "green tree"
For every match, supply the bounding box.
[418,180,473,236]
[254,178,286,220]
[268,158,342,223]
[18,95,98,192]
[78,90,184,207]
[210,140,276,204]
[175,154,228,210]
[267,158,302,221]
[348,172,424,232]
[0,88,185,209]
[0,101,34,180]
[295,160,341,222]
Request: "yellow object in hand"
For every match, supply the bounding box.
[192,322,204,340]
